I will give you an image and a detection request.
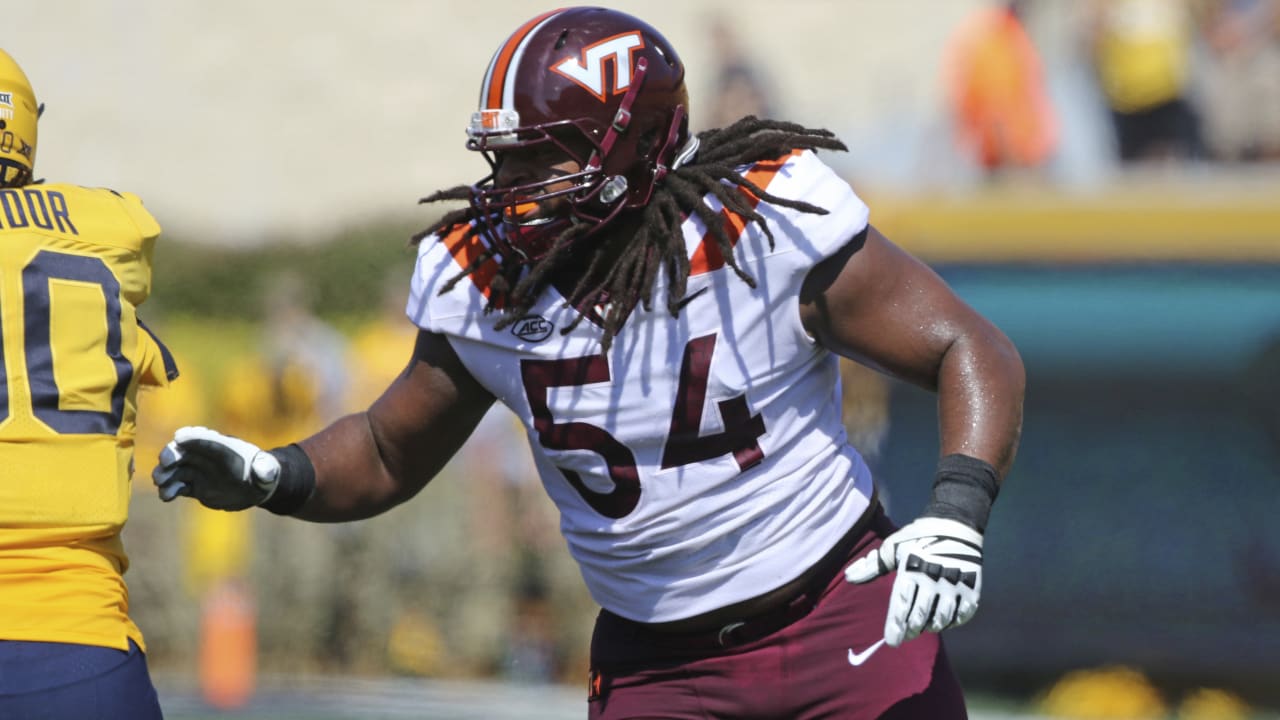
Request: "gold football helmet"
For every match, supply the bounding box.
[0,49,40,187]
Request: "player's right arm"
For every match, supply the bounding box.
[294,330,495,521]
[153,330,495,521]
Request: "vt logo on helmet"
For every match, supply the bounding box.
[0,49,41,188]
[550,32,645,102]
[464,7,698,264]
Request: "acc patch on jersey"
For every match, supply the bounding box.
[511,314,555,342]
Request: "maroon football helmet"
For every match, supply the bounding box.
[465,6,695,262]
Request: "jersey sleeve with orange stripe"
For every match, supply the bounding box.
[405,221,501,335]
[681,149,869,302]
[0,182,174,651]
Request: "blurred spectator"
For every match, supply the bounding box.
[342,267,587,681]
[452,405,594,683]
[1037,665,1169,719]
[1178,688,1253,720]
[839,359,892,466]
[1039,665,1253,719]
[217,272,375,672]
[345,270,417,413]
[1197,0,1280,161]
[944,1,1060,177]
[700,14,775,131]
[385,607,446,677]
[343,267,592,683]
[499,561,559,683]
[839,358,899,517]
[134,337,258,708]
[1085,0,1206,163]
[220,271,350,449]
[135,359,247,605]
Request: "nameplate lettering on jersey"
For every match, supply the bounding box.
[0,188,79,235]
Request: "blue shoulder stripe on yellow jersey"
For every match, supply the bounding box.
[137,318,179,381]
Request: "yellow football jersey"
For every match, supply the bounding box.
[1092,0,1192,113]
[0,183,176,651]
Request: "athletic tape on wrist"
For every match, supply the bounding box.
[261,444,317,516]
[921,453,1000,533]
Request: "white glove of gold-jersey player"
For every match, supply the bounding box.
[844,517,984,647]
[152,426,281,511]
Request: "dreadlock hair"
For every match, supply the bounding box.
[411,116,848,349]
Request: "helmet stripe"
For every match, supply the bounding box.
[482,8,564,110]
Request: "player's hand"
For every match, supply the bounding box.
[844,517,983,647]
[152,426,281,511]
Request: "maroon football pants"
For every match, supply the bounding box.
[587,507,968,719]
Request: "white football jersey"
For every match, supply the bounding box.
[407,150,875,622]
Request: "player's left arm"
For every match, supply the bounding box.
[800,225,1024,473]
[798,224,1026,646]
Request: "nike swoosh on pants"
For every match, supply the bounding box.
[847,638,886,666]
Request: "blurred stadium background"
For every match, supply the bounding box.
[6,0,1280,718]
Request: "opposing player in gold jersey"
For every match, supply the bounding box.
[0,48,172,718]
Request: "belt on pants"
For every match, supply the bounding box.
[602,499,882,652]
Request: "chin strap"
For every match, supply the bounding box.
[650,104,692,191]
[586,56,649,179]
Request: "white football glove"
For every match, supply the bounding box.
[152,426,281,511]
[844,516,984,647]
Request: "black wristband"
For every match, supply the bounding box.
[921,453,1000,533]
[261,444,317,516]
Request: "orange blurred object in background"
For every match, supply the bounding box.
[198,580,257,710]
[945,3,1059,172]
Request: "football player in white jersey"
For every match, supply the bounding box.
[153,7,1024,718]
